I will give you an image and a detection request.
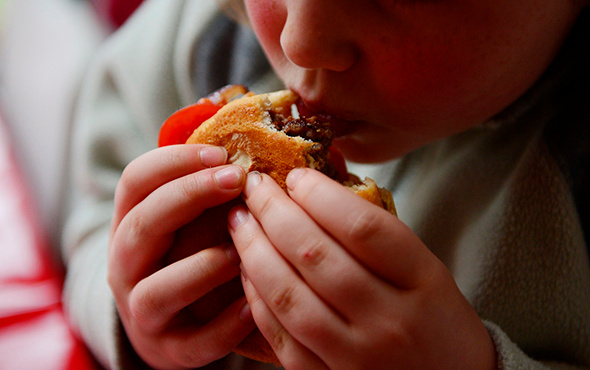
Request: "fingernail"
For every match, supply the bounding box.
[200,146,227,167]
[228,205,249,230]
[239,301,253,323]
[214,166,244,189]
[243,171,262,198]
[286,167,307,191]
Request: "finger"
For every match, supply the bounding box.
[286,168,436,288]
[241,272,329,370]
[109,164,245,288]
[228,204,347,361]
[127,244,241,332]
[162,297,256,368]
[111,144,227,235]
[240,172,392,319]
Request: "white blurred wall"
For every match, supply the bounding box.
[0,0,107,246]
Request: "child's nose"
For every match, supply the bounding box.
[279,1,358,72]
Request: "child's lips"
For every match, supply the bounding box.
[326,115,356,137]
[295,98,357,138]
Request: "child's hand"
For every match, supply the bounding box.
[228,169,497,370]
[108,145,255,368]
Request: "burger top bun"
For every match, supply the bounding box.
[187,90,320,191]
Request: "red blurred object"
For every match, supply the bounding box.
[0,113,96,369]
[92,0,145,29]
[158,101,222,147]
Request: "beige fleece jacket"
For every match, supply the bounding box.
[62,0,590,368]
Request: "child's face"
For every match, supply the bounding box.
[244,0,582,162]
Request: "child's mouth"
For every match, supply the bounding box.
[294,98,356,138]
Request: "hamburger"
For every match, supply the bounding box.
[183,87,395,213]
[159,86,396,365]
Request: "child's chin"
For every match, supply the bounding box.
[334,136,402,163]
[333,137,373,163]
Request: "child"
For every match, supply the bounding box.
[62,0,590,368]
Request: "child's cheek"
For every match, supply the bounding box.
[360,42,501,140]
[244,0,286,55]
[369,47,473,108]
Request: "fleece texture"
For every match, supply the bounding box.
[63,0,590,368]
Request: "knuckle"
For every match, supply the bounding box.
[269,325,289,355]
[106,268,120,297]
[289,175,320,211]
[127,283,162,333]
[163,146,185,169]
[348,210,383,245]
[125,212,155,250]
[360,314,412,354]
[245,284,265,309]
[253,190,281,221]
[115,164,140,206]
[177,173,204,202]
[107,238,122,278]
[188,249,217,278]
[289,313,324,341]
[119,160,139,189]
[185,248,236,294]
[383,319,411,348]
[269,285,298,315]
[297,239,329,269]
[108,218,148,277]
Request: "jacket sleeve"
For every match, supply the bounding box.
[484,320,590,370]
[60,0,219,367]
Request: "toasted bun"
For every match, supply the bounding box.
[187,90,318,190]
[187,89,395,365]
[345,175,397,216]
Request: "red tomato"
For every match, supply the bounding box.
[158,102,222,147]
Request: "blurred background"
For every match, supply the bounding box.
[0,0,142,368]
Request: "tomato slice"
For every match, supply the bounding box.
[158,102,222,147]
